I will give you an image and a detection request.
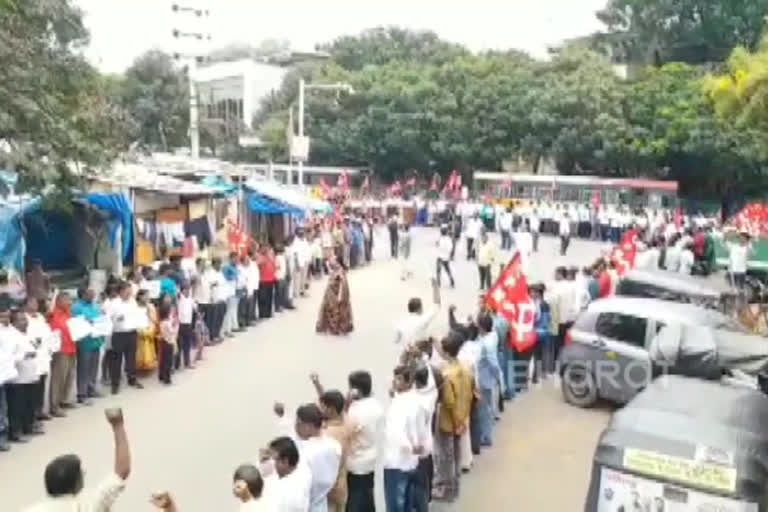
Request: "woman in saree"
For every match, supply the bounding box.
[135,290,158,372]
[315,261,354,336]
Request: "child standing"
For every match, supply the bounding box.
[176,284,195,371]
[158,304,177,385]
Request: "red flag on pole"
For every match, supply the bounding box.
[592,191,601,208]
[611,228,639,276]
[337,170,349,191]
[319,178,331,198]
[360,175,370,194]
[674,205,682,229]
[443,170,458,193]
[485,253,537,352]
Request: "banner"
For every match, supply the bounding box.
[485,252,537,352]
[611,228,638,276]
[731,202,768,238]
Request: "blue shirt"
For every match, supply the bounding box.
[493,314,509,348]
[477,331,501,390]
[160,277,178,300]
[222,262,238,282]
[71,299,105,352]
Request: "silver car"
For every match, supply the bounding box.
[559,297,743,407]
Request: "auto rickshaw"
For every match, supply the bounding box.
[584,375,768,511]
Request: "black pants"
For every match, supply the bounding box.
[466,237,475,260]
[478,265,492,290]
[365,239,373,262]
[500,230,511,250]
[158,340,174,384]
[251,290,259,321]
[470,397,481,455]
[436,259,455,287]
[176,323,193,369]
[411,456,433,512]
[389,231,399,258]
[347,472,375,512]
[213,302,226,339]
[513,347,533,393]
[35,375,46,415]
[237,292,250,327]
[199,304,216,343]
[555,322,573,366]
[110,330,137,391]
[6,382,36,436]
[532,231,539,252]
[258,282,275,318]
[560,235,570,255]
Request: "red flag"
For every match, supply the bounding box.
[485,253,537,352]
[226,220,251,256]
[611,228,638,276]
[443,170,458,193]
[733,202,768,237]
[360,176,370,193]
[674,205,682,229]
[592,191,601,208]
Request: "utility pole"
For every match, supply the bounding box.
[171,3,210,159]
[297,79,305,187]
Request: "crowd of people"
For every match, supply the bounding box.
[0,215,386,456]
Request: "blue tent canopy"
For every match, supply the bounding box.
[0,196,41,272]
[200,175,237,195]
[247,192,304,216]
[84,193,134,262]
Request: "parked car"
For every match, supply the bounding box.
[615,268,736,312]
[559,297,748,408]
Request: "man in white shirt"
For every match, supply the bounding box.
[6,311,43,440]
[109,282,143,394]
[727,232,753,290]
[195,258,219,342]
[394,297,439,347]
[383,366,428,512]
[436,227,456,288]
[246,251,261,326]
[529,209,540,252]
[679,243,695,275]
[465,214,483,261]
[23,408,130,512]
[0,305,16,451]
[211,258,228,342]
[410,365,437,512]
[476,233,497,291]
[26,296,56,422]
[293,229,312,299]
[345,371,384,511]
[498,208,512,251]
[261,436,311,512]
[176,283,196,370]
[294,404,342,512]
[513,226,533,275]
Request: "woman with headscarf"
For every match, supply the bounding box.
[315,262,353,336]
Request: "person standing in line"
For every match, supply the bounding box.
[260,436,311,512]
[474,314,501,447]
[258,246,278,318]
[222,252,240,338]
[294,228,311,298]
[22,408,131,511]
[26,297,54,422]
[0,305,15,451]
[476,233,496,291]
[436,227,456,289]
[246,250,261,324]
[274,244,293,313]
[498,207,512,251]
[399,223,413,281]
[236,255,251,330]
[431,331,473,503]
[344,370,384,512]
[410,365,437,512]
[100,284,119,385]
[559,212,572,256]
[529,209,540,253]
[394,296,440,348]
[679,242,695,276]
[6,309,44,441]
[465,213,482,260]
[175,283,195,371]
[314,387,351,512]
[211,258,228,341]
[71,287,105,405]
[363,217,374,264]
[388,214,400,259]
[157,304,177,385]
[48,292,77,415]
[194,258,216,343]
[449,215,462,261]
[382,366,426,512]
[109,282,143,394]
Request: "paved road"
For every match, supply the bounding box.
[2,228,611,511]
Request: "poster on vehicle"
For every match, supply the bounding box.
[597,467,757,512]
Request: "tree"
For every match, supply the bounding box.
[597,0,768,65]
[116,50,189,151]
[0,0,130,192]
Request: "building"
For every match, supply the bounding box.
[194,51,328,133]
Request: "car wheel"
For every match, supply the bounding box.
[561,363,598,408]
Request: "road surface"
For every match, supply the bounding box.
[2,228,611,511]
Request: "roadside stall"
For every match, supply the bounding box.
[584,375,768,512]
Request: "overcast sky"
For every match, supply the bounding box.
[76,0,609,73]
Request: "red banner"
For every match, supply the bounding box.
[485,253,537,352]
[732,202,768,238]
[226,220,252,256]
[610,228,638,276]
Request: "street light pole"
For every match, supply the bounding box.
[189,59,200,159]
[297,78,305,188]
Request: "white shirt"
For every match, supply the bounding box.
[295,239,312,268]
[110,298,137,332]
[275,254,288,281]
[458,339,481,386]
[679,250,695,275]
[728,243,750,274]
[262,465,312,512]
[177,295,195,324]
[28,313,56,376]
[394,308,438,346]
[437,236,453,261]
[383,390,428,472]
[415,384,437,456]
[529,214,540,232]
[10,329,38,384]
[212,270,230,302]
[346,396,384,475]
[195,268,215,304]
[298,436,342,512]
[466,218,483,240]
[665,245,681,272]
[239,498,277,512]
[498,212,512,231]
[22,473,126,512]
[246,261,261,294]
[559,218,571,236]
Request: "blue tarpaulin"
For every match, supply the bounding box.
[84,193,133,262]
[0,196,40,272]
[200,175,237,195]
[247,192,304,216]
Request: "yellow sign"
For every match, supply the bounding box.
[623,448,737,493]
